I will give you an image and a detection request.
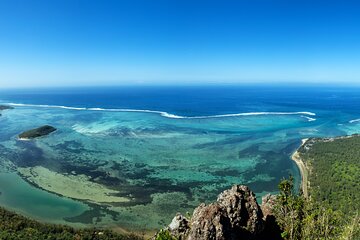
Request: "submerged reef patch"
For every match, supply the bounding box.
[18,166,131,203]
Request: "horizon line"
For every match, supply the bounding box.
[1,81,360,90]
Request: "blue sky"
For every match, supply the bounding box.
[0,0,360,87]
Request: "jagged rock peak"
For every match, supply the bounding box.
[156,185,269,240]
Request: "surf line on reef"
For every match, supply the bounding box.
[6,102,316,120]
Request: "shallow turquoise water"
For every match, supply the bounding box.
[0,86,359,231]
[0,172,89,226]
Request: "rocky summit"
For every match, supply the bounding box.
[157,185,280,240]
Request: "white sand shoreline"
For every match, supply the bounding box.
[291,138,309,198]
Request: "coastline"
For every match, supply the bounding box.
[291,138,309,198]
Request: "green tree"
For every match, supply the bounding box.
[274,175,304,240]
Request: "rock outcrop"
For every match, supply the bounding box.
[260,194,282,240]
[261,194,277,220]
[156,185,281,240]
[168,213,190,238]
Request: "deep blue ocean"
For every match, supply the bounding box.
[0,85,359,231]
[2,85,360,117]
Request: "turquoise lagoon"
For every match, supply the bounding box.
[0,86,359,231]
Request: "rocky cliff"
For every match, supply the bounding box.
[155,185,281,240]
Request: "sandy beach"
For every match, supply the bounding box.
[291,138,309,198]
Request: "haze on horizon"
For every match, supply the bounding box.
[0,0,360,88]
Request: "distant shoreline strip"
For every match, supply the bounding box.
[291,138,309,198]
[5,102,316,120]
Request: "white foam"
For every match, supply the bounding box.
[185,111,316,119]
[5,102,316,120]
[58,106,87,110]
[7,103,86,111]
[301,115,317,122]
[72,122,118,135]
[349,119,360,124]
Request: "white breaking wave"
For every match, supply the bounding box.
[8,103,87,111]
[5,102,316,119]
[349,119,360,124]
[301,115,317,122]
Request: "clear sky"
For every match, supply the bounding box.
[0,0,360,87]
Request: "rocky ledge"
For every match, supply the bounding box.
[155,185,281,240]
[19,125,57,139]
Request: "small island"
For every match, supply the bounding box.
[0,105,14,116]
[0,105,14,110]
[18,125,57,140]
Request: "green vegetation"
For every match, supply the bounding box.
[154,229,177,240]
[18,125,57,139]
[0,207,142,240]
[298,135,360,214]
[273,136,360,240]
[273,176,358,240]
[274,176,304,239]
